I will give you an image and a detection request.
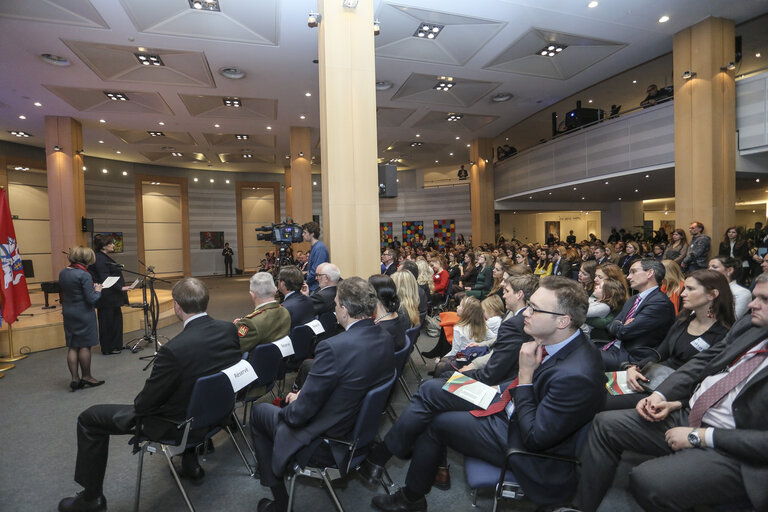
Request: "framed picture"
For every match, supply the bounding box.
[402,221,424,246]
[380,222,393,249]
[544,221,560,243]
[200,231,225,249]
[94,232,123,253]
[433,219,455,247]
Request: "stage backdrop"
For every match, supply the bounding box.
[433,219,455,247]
[402,221,424,246]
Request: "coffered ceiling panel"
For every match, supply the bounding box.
[119,0,279,45]
[412,111,499,131]
[63,41,215,87]
[377,107,417,127]
[374,3,505,65]
[202,133,276,148]
[108,129,196,145]
[0,0,108,29]
[179,94,277,119]
[43,86,174,114]
[391,73,501,107]
[484,28,626,80]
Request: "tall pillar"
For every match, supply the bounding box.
[469,139,495,245]
[317,0,379,278]
[287,126,313,224]
[673,17,735,253]
[45,116,86,277]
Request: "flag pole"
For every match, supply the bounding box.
[0,324,25,363]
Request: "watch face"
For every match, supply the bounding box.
[688,431,700,447]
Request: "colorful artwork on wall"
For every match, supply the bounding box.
[94,232,123,253]
[433,219,455,247]
[380,222,393,249]
[402,220,424,246]
[200,231,225,249]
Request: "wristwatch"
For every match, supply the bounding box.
[688,428,702,448]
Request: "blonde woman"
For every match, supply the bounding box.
[416,258,434,295]
[392,270,421,328]
[661,259,686,314]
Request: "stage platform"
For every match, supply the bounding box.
[0,288,178,356]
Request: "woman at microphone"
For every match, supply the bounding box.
[89,236,134,355]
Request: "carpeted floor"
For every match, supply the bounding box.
[0,275,643,512]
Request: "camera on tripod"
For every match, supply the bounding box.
[255,220,304,244]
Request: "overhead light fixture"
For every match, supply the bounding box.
[39,53,70,66]
[171,152,183,157]
[242,153,253,158]
[308,12,321,28]
[682,70,696,80]
[104,91,129,101]
[236,134,249,140]
[98,140,104,144]
[373,19,381,36]
[433,77,455,91]
[410,141,423,147]
[134,52,164,66]
[720,62,736,71]
[537,43,567,57]
[214,123,221,128]
[757,52,762,58]
[148,131,165,137]
[446,113,463,122]
[343,0,359,7]
[18,115,26,120]
[34,102,42,107]
[99,119,106,123]
[102,169,108,174]
[225,179,230,184]
[375,81,393,91]
[588,1,599,7]
[158,121,165,126]
[298,151,304,157]
[122,171,128,176]
[189,0,220,11]
[223,97,242,108]
[304,92,312,97]
[13,166,29,171]
[491,92,513,102]
[414,22,444,39]
[266,126,272,130]
[210,178,215,183]
[10,131,32,138]
[115,150,121,154]
[658,15,670,23]
[299,114,306,120]
[219,66,246,79]
[193,177,199,182]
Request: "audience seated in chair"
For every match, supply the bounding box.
[277,266,315,327]
[301,262,340,316]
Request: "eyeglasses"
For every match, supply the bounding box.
[316,274,327,278]
[525,302,565,316]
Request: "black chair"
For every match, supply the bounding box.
[133,371,253,512]
[404,326,424,385]
[285,324,316,372]
[464,422,592,511]
[393,332,414,402]
[317,312,339,342]
[238,343,284,426]
[286,371,398,511]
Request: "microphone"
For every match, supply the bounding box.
[106,261,125,268]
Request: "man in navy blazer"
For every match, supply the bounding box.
[301,262,340,316]
[250,277,395,512]
[602,258,676,371]
[278,266,314,327]
[369,277,606,511]
[58,278,241,512]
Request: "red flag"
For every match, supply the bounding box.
[0,188,31,324]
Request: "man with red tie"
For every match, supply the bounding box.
[367,276,606,511]
[574,274,768,512]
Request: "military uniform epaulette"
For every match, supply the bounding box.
[244,302,281,319]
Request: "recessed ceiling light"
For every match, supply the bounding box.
[18,115,26,120]
[40,53,70,66]
[122,171,128,176]
[449,152,454,156]
[102,169,108,174]
[104,91,129,101]
[634,189,639,192]
[158,121,165,126]
[33,102,42,107]
[242,153,253,158]
[756,178,761,183]
[189,0,220,11]
[573,187,577,190]
[299,114,306,120]
[446,113,463,122]
[193,177,199,182]
[115,150,121,154]
[99,119,106,123]
[588,99,593,103]
[415,134,421,138]
[210,178,215,183]
[466,143,471,147]
[537,43,566,57]
[285,155,290,159]
[148,131,165,137]
[581,196,585,200]
[313,181,317,186]
[98,140,104,144]
[83,166,86,171]
[305,92,312,97]
[410,141,423,147]
[219,66,246,79]
[9,131,31,137]
[13,166,29,171]
[236,134,249,140]
[414,22,444,39]
[645,174,650,178]
[757,52,762,58]
[433,80,455,92]
[491,93,513,102]
[375,81,393,91]
[223,97,242,108]
[214,124,220,128]
[455,136,460,140]
[632,80,637,84]
[659,15,670,23]
[172,152,183,157]
[435,160,439,163]
[266,126,272,130]
[134,52,164,66]
[605,181,609,184]
[588,1,598,7]
[225,179,230,184]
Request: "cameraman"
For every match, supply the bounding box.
[302,221,329,292]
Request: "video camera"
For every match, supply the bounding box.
[255,219,304,245]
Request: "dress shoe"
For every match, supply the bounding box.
[80,379,105,388]
[358,459,384,485]
[58,492,107,512]
[371,488,427,512]
[257,498,288,512]
[180,453,205,483]
[433,465,450,490]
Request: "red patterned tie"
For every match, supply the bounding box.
[470,347,548,417]
[602,295,642,351]
[688,350,768,427]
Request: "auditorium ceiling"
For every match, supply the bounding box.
[0,0,767,174]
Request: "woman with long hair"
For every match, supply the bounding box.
[619,240,641,275]
[661,259,686,314]
[578,260,597,295]
[433,296,493,376]
[663,228,689,266]
[595,263,630,299]
[566,247,582,279]
[718,226,749,261]
[430,256,450,305]
[459,251,478,289]
[585,278,627,341]
[533,247,553,277]
[416,258,434,296]
[708,256,751,318]
[392,270,420,328]
[465,253,495,299]
[488,256,513,299]
[369,274,408,351]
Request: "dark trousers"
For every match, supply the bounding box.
[97,307,124,353]
[250,403,284,487]
[574,408,748,512]
[599,343,631,371]
[224,258,233,277]
[75,404,136,496]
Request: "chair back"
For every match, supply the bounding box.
[290,324,315,361]
[393,332,412,379]
[347,371,398,467]
[246,343,284,388]
[317,312,338,340]
[405,326,420,356]
[418,311,427,327]
[186,372,236,431]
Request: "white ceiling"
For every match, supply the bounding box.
[1,0,767,174]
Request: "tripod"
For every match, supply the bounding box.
[122,266,170,370]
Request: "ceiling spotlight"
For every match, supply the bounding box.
[102,169,108,174]
[298,151,304,157]
[193,177,199,182]
[147,131,165,137]
[433,78,455,91]
[757,53,762,58]
[446,113,463,122]
[104,91,129,101]
[658,15,670,23]
[536,43,567,57]
[682,70,697,80]
[158,121,165,126]
[34,102,42,107]
[18,115,26,120]
[236,134,249,140]
[756,178,761,183]
[225,179,230,184]
[299,114,306,120]
[10,131,32,138]
[373,19,381,36]
[189,0,220,11]
[98,140,104,144]
[414,22,444,39]
[39,53,70,66]
[171,152,183,157]
[134,52,164,66]
[242,153,253,158]
[115,150,121,154]
[491,93,513,102]
[588,1,598,7]
[122,171,128,176]
[13,166,29,171]
[313,181,317,186]
[720,62,736,71]
[210,178,215,183]
[219,67,246,79]
[375,81,393,91]
[99,119,106,123]
[455,136,460,140]
[223,97,242,108]
[410,141,423,147]
[308,12,321,28]
[304,92,312,97]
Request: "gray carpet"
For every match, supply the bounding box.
[0,275,642,512]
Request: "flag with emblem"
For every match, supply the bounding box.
[0,189,31,325]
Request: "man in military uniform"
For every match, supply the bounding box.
[235,272,291,353]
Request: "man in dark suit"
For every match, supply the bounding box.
[601,258,676,371]
[278,266,314,327]
[250,277,395,512]
[551,249,566,276]
[301,262,340,316]
[58,278,241,512]
[593,245,609,266]
[381,248,397,276]
[369,277,606,511]
[574,276,768,512]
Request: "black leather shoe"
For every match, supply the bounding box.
[58,492,107,512]
[371,488,427,512]
[433,465,450,490]
[180,452,205,483]
[80,379,105,388]
[257,498,287,512]
[358,459,384,485]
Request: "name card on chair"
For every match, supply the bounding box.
[272,335,295,357]
[222,359,258,392]
[305,319,325,335]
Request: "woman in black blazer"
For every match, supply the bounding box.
[89,235,134,355]
[619,241,642,275]
[718,226,749,262]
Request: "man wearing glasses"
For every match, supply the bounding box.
[301,262,340,316]
[368,276,605,511]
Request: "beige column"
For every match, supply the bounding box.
[45,116,86,277]
[673,17,735,254]
[288,127,313,224]
[469,139,496,245]
[317,0,379,278]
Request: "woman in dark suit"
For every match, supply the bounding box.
[89,236,132,355]
[465,253,495,299]
[619,240,642,275]
[718,226,749,262]
[60,246,104,391]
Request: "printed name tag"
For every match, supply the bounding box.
[273,335,295,357]
[222,359,257,392]
[306,318,325,335]
[690,337,711,352]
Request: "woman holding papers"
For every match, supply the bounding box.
[89,235,133,355]
[433,296,493,376]
[59,246,103,391]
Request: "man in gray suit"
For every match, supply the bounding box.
[574,274,768,512]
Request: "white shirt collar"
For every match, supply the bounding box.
[183,312,208,328]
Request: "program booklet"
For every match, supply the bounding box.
[606,371,641,395]
[442,371,497,409]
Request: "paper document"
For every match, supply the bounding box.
[222,359,258,392]
[129,278,140,289]
[305,319,325,335]
[273,335,295,357]
[101,276,119,288]
[442,372,497,409]
[605,371,640,396]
